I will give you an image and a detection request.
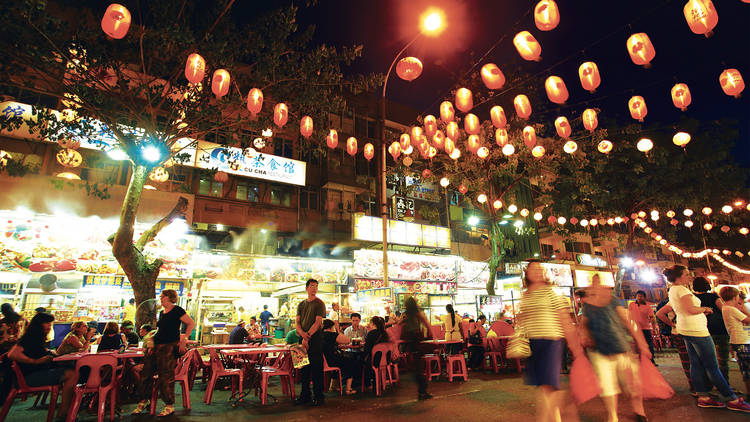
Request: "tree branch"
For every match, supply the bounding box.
[135,196,189,250]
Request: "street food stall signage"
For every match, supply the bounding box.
[356,288,393,302]
[352,215,450,248]
[576,254,608,268]
[477,295,503,307]
[392,196,415,220]
[83,275,184,295]
[195,141,306,186]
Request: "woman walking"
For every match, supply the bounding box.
[132,290,195,417]
[519,260,583,422]
[663,265,750,411]
[400,296,433,400]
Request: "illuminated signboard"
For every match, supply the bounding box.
[576,253,608,268]
[352,214,450,248]
[521,262,574,287]
[574,270,615,287]
[194,141,306,186]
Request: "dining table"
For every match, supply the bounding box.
[53,350,144,362]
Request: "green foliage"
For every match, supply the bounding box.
[418,205,441,225]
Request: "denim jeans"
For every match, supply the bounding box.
[683,335,736,400]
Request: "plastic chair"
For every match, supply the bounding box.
[203,349,244,405]
[189,348,211,389]
[483,338,504,374]
[258,352,295,405]
[150,351,193,415]
[430,325,445,340]
[423,354,441,380]
[370,343,394,396]
[66,354,118,422]
[446,354,468,382]
[0,361,60,422]
[322,355,342,395]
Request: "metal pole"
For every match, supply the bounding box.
[379,33,421,287]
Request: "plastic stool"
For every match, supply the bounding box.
[447,355,468,382]
[423,354,441,380]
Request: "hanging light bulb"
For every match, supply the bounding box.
[477,193,488,204]
[520,208,530,217]
[508,204,518,213]
[440,177,450,188]
[702,207,712,215]
[533,212,543,221]
[683,209,694,217]
[557,216,567,225]
[493,200,503,210]
[580,219,589,227]
[722,205,733,214]
[502,144,515,156]
[685,220,694,228]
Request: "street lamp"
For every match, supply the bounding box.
[379,8,444,287]
[468,215,480,227]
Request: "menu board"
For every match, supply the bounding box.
[352,249,457,282]
[391,280,457,295]
[0,210,194,279]
[352,215,450,248]
[397,292,428,309]
[192,253,351,284]
[457,260,490,288]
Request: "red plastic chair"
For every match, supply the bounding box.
[0,361,60,422]
[322,355,342,395]
[150,351,193,415]
[65,354,118,422]
[483,338,504,374]
[189,348,211,389]
[203,349,244,405]
[257,352,295,405]
[370,343,394,396]
[446,354,468,382]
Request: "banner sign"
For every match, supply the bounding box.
[356,287,393,302]
[195,141,306,186]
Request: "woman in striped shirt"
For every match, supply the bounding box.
[519,260,583,422]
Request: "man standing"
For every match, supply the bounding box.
[260,305,273,335]
[628,290,656,364]
[295,279,326,406]
[344,313,368,340]
[123,298,136,323]
[384,305,398,327]
[329,302,340,332]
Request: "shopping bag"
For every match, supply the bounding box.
[290,344,310,369]
[506,329,531,359]
[639,354,674,399]
[569,356,602,404]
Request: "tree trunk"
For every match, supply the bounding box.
[626,220,636,251]
[110,163,189,331]
[486,220,505,296]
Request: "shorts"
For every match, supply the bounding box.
[24,366,68,387]
[587,350,640,397]
[524,338,563,389]
[732,344,750,380]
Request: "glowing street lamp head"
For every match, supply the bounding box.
[421,8,445,36]
[142,145,162,163]
[468,215,479,227]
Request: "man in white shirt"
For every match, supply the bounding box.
[329,302,340,332]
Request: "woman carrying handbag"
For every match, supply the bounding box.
[518,260,583,422]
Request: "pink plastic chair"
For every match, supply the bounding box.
[150,351,193,415]
[65,354,118,422]
[483,338,504,374]
[0,361,60,422]
[257,352,294,405]
[322,355,342,395]
[369,343,394,396]
[189,348,211,389]
[203,349,244,405]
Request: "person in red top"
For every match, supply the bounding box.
[628,290,656,364]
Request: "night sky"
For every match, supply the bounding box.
[294,0,749,167]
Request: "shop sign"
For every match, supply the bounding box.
[352,250,457,281]
[576,253,608,268]
[477,295,503,307]
[352,215,450,248]
[392,196,415,220]
[504,262,522,274]
[83,275,125,287]
[195,141,306,186]
[391,280,457,295]
[574,270,615,288]
[356,287,393,302]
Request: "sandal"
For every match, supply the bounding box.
[131,401,149,415]
[157,405,174,417]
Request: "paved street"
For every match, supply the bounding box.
[6,349,750,421]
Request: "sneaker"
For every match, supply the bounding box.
[697,396,727,408]
[131,401,149,415]
[727,398,750,413]
[157,405,174,417]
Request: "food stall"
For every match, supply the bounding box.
[456,260,492,318]
[192,252,352,343]
[352,249,458,323]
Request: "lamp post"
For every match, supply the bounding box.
[378,9,444,287]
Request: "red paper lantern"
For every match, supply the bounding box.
[547,216,557,224]
[444,137,455,155]
[424,115,438,137]
[446,122,459,140]
[721,225,731,233]
[211,69,230,98]
[467,135,481,153]
[582,109,598,132]
[514,95,532,120]
[578,61,601,93]
[388,142,401,160]
[247,88,263,115]
[101,4,131,39]
[671,83,692,111]
[455,88,473,113]
[554,116,571,138]
[683,0,718,37]
[513,31,542,61]
[410,126,423,142]
[363,143,374,161]
[495,129,509,146]
[545,76,569,104]
[570,217,579,225]
[481,63,505,90]
[598,140,613,154]
[396,57,423,81]
[273,103,288,127]
[534,0,560,31]
[326,129,338,149]
[464,113,480,135]
[523,126,536,148]
[628,96,648,121]
[214,171,229,183]
[432,130,445,150]
[398,134,411,151]
[670,219,679,226]
[440,101,455,123]
[300,116,314,138]
[626,33,655,67]
[719,69,745,97]
[490,106,507,129]
[422,169,432,179]
[459,185,468,194]
[346,137,358,156]
[185,53,206,84]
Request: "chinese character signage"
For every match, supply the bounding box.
[576,253,608,268]
[392,196,415,220]
[352,214,450,248]
[195,141,306,186]
[356,287,393,302]
[83,275,125,288]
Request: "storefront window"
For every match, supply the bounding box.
[301,189,318,210]
[270,186,292,207]
[237,182,260,202]
[273,139,294,159]
[198,178,223,197]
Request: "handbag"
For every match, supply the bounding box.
[506,326,531,359]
